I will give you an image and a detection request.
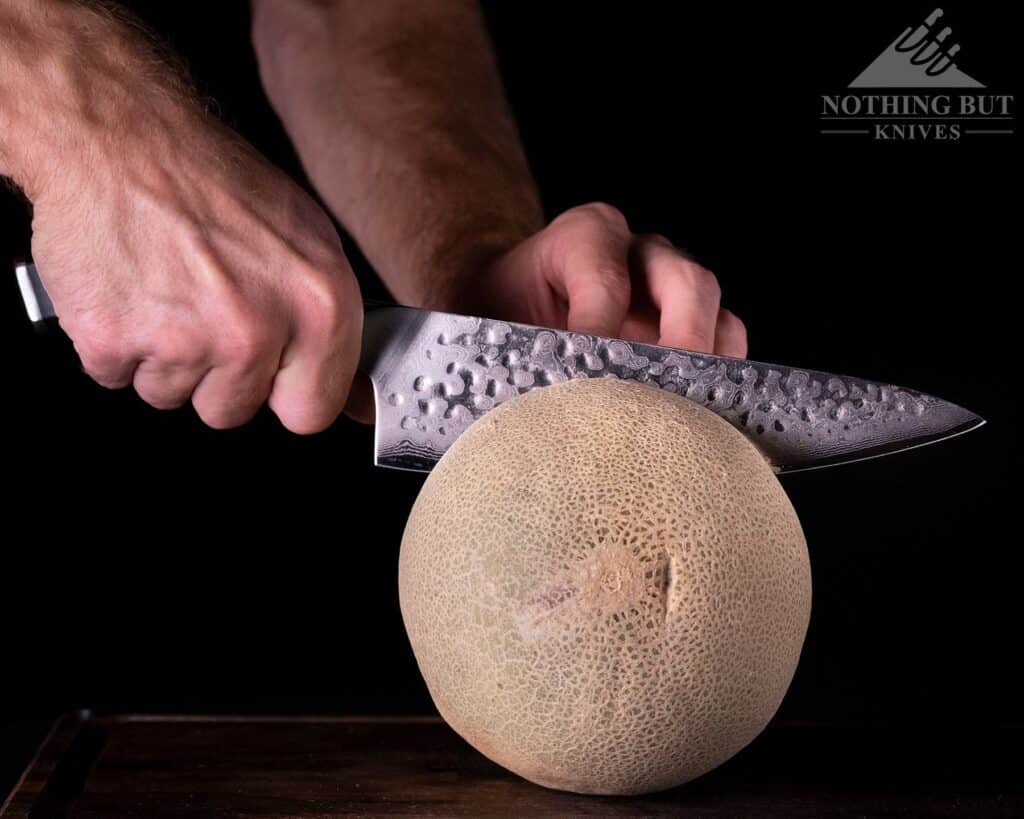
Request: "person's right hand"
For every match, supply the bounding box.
[26,94,362,434]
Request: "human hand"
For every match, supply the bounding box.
[462,203,747,357]
[25,90,362,433]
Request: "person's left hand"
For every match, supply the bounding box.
[459,202,747,358]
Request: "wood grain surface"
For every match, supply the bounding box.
[2,714,1020,817]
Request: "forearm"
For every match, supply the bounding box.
[0,0,208,200]
[252,0,544,309]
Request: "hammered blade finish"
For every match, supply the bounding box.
[359,307,983,473]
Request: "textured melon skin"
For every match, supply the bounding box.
[400,378,811,795]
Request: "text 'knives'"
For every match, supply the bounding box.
[15,261,984,474]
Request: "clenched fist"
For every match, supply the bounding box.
[466,203,747,358]
[28,100,361,434]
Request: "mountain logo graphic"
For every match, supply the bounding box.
[850,8,985,88]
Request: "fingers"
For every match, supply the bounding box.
[269,340,355,434]
[714,308,748,358]
[126,327,210,409]
[633,235,721,352]
[134,361,208,410]
[76,300,360,434]
[533,207,748,358]
[267,271,363,434]
[75,345,137,390]
[62,254,362,433]
[543,203,633,337]
[69,316,138,389]
[191,360,279,430]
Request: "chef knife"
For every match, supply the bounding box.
[15,261,983,474]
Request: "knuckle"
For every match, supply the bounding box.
[640,232,674,248]
[291,257,358,341]
[592,264,631,299]
[679,261,721,300]
[219,315,271,364]
[579,201,628,229]
[152,330,206,369]
[723,309,748,342]
[72,316,123,358]
[85,367,131,390]
[556,202,628,234]
[723,308,746,332]
[74,331,128,373]
[301,275,347,333]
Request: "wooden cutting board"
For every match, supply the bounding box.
[2,713,1019,817]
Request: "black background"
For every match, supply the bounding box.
[1,0,1020,796]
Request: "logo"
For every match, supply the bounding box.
[820,8,1014,141]
[851,8,984,88]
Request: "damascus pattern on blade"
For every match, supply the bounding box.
[367,310,976,472]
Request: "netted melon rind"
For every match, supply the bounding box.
[400,378,811,795]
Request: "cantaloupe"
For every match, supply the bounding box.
[399,378,811,795]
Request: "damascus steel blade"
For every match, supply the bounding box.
[13,264,984,474]
[360,306,984,474]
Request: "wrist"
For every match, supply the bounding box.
[423,218,539,316]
